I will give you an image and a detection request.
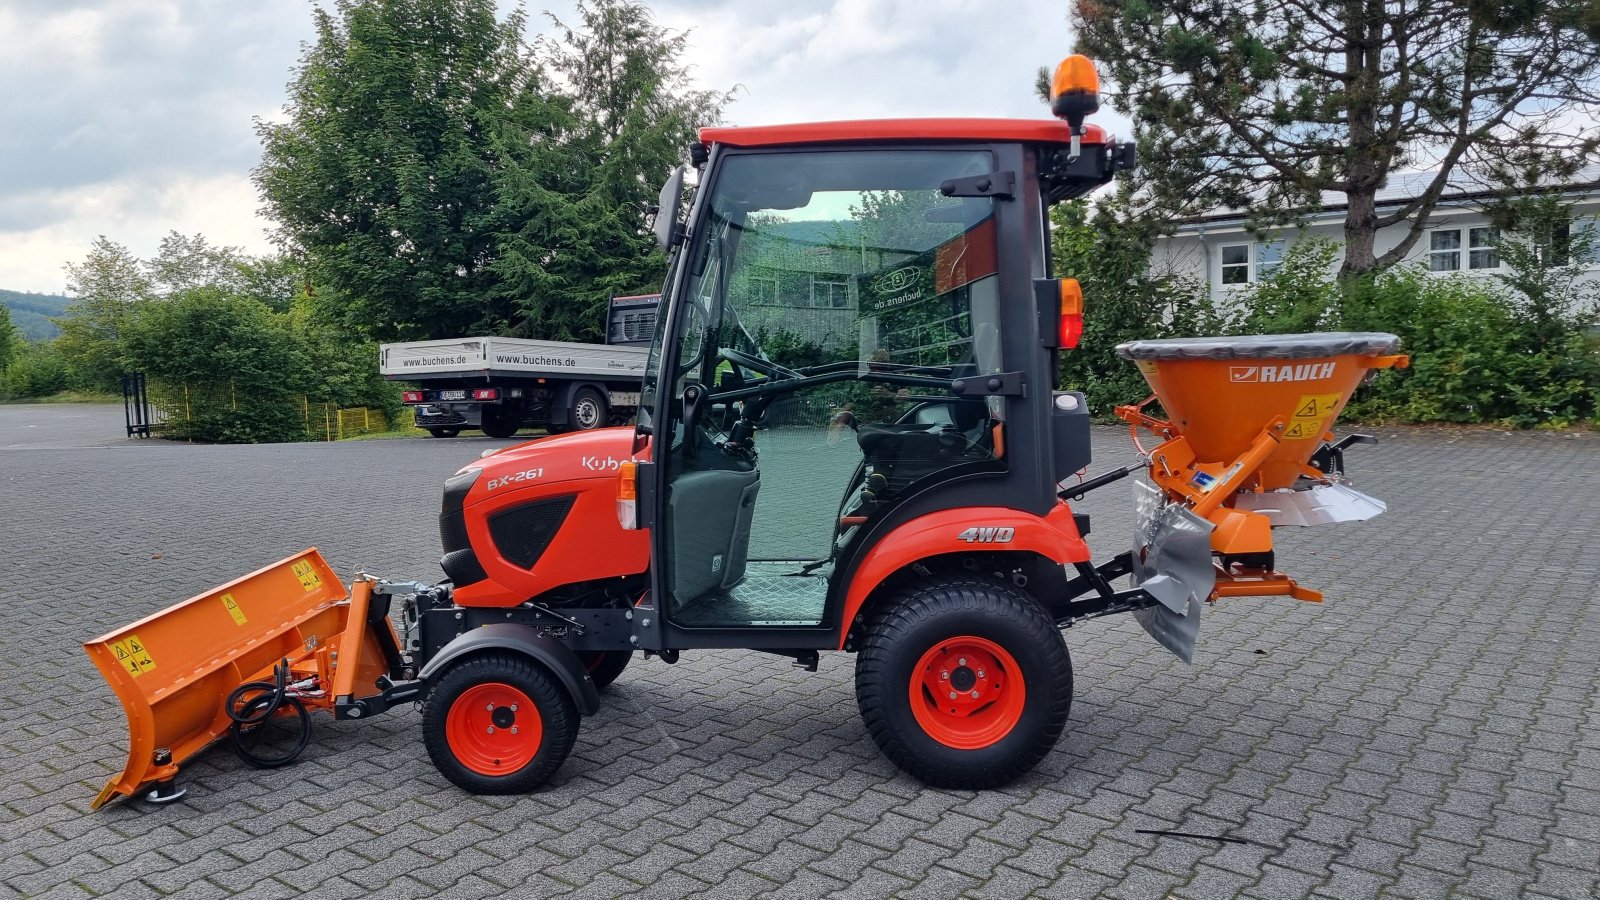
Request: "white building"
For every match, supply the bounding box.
[1150,167,1600,303]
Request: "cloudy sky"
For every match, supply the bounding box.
[0,0,1127,295]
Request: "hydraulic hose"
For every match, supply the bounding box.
[225,659,313,769]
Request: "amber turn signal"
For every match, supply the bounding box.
[1059,278,1085,349]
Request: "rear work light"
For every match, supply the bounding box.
[402,391,425,404]
[472,388,499,401]
[616,460,639,530]
[1059,278,1084,349]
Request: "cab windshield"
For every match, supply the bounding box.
[670,148,1003,401]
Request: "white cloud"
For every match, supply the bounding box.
[0,0,1129,294]
[2,174,272,293]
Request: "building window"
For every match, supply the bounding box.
[1219,240,1283,285]
[1429,230,1462,271]
[1549,222,1572,267]
[748,275,779,305]
[1544,221,1600,267]
[1576,220,1599,265]
[1220,244,1250,284]
[1430,227,1501,271]
[1468,226,1499,270]
[811,276,850,308]
[1257,240,1284,279]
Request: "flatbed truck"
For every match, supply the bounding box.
[379,294,658,438]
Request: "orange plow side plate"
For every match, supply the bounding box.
[83,549,348,809]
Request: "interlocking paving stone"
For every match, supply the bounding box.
[2,404,1598,898]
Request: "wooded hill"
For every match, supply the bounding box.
[0,290,69,341]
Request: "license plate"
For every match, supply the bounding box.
[437,390,467,401]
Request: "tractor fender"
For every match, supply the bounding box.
[837,503,1091,649]
[418,623,600,716]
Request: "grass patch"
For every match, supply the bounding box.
[3,390,122,404]
[341,426,435,441]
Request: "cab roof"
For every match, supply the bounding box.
[698,118,1109,149]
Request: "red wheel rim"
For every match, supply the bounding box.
[445,682,543,776]
[909,636,1026,750]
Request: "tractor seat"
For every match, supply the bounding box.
[855,422,964,459]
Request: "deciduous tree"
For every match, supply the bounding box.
[255,0,533,339]
[55,236,150,391]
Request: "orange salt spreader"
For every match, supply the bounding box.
[1110,333,1408,660]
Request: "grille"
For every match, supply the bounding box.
[438,468,483,585]
[489,495,577,570]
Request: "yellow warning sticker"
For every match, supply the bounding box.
[291,560,323,591]
[112,634,157,677]
[1282,420,1323,440]
[221,592,247,625]
[111,640,141,676]
[1293,393,1342,420]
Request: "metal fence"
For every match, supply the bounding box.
[136,376,391,442]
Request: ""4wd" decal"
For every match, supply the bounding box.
[957,526,1015,544]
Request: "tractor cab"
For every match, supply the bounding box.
[629,119,1132,653]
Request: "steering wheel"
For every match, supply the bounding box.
[718,347,801,381]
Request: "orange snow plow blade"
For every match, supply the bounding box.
[83,549,398,809]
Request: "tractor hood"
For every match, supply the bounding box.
[458,427,640,489]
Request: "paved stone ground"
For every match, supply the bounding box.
[2,403,1598,899]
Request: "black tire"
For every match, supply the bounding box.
[855,579,1072,789]
[479,407,520,439]
[581,650,632,691]
[421,652,578,794]
[426,427,460,439]
[569,388,607,432]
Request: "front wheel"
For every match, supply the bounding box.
[422,653,578,794]
[855,579,1072,789]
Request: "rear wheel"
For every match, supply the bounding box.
[855,579,1072,789]
[422,653,577,794]
[426,427,460,439]
[581,651,632,691]
[569,388,607,432]
[479,407,521,439]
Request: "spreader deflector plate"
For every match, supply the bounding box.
[1129,481,1216,663]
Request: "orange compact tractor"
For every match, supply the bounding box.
[85,56,1406,807]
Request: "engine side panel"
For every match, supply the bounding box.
[446,428,650,607]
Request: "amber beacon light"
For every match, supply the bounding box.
[1050,54,1101,159]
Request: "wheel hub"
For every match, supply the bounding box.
[446,682,542,775]
[910,636,1025,750]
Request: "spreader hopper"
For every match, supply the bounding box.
[1114,333,1407,608]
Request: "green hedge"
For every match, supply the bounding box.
[1052,203,1600,428]
[121,289,400,443]
[4,343,70,398]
